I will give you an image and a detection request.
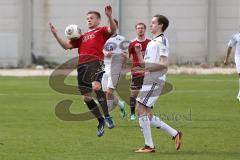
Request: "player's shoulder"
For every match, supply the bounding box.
[130,38,137,43]
[231,32,240,39]
[96,26,109,33]
[145,37,151,42]
[154,35,168,46]
[116,34,126,40]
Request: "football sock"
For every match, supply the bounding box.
[107,99,114,111]
[150,115,178,137]
[85,99,104,123]
[113,95,119,106]
[139,115,154,148]
[130,96,136,115]
[238,78,240,97]
[95,90,110,117]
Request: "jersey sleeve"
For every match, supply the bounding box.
[68,38,81,49]
[158,37,169,57]
[228,34,237,47]
[100,26,112,40]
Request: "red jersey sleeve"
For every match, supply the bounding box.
[68,38,81,49]
[100,26,112,40]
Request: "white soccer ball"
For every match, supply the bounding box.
[65,24,81,40]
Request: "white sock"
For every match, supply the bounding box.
[113,96,119,106]
[150,115,178,137]
[139,115,154,148]
[113,96,124,109]
[107,99,114,111]
[238,78,240,97]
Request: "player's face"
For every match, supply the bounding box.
[150,17,162,34]
[136,25,146,37]
[86,14,100,29]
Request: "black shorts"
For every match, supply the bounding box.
[130,74,144,90]
[77,60,104,95]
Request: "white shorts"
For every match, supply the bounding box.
[235,55,240,73]
[136,73,166,108]
[101,61,122,92]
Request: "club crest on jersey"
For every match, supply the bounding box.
[82,34,95,42]
[104,42,117,52]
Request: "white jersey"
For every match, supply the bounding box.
[102,34,128,91]
[144,34,169,64]
[228,32,240,56]
[144,34,169,81]
[136,35,169,107]
[103,34,128,68]
[228,32,240,73]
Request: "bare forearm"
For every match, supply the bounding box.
[225,47,232,59]
[136,52,145,68]
[52,33,72,50]
[145,64,168,72]
[108,16,117,35]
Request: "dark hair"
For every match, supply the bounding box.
[153,14,169,32]
[87,11,101,19]
[135,22,146,29]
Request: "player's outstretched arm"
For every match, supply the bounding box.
[135,43,145,67]
[105,5,117,35]
[146,56,168,72]
[49,22,73,50]
[224,46,232,65]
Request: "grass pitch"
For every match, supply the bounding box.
[0,74,240,160]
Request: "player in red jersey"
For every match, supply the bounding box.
[128,23,151,121]
[49,5,117,137]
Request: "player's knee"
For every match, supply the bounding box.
[106,88,113,95]
[92,81,101,91]
[131,90,139,97]
[137,104,147,116]
[83,95,92,102]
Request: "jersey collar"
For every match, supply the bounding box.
[136,37,146,42]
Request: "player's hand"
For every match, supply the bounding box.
[105,5,112,17]
[134,43,142,54]
[224,58,228,65]
[49,22,57,35]
[121,52,128,63]
[131,66,146,73]
[105,52,112,58]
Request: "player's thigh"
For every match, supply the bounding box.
[101,72,109,92]
[130,89,140,97]
[107,73,121,89]
[235,56,240,74]
[137,80,165,108]
[77,64,93,95]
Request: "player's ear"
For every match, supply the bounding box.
[159,23,163,29]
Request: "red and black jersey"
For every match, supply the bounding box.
[129,38,151,76]
[69,26,111,64]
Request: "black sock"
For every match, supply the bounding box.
[85,99,104,123]
[95,90,110,117]
[130,96,136,115]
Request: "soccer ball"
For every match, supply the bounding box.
[65,24,81,40]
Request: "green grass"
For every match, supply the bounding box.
[0,75,240,160]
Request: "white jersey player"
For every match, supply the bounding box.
[102,34,127,91]
[224,32,240,101]
[102,19,128,118]
[134,15,182,153]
